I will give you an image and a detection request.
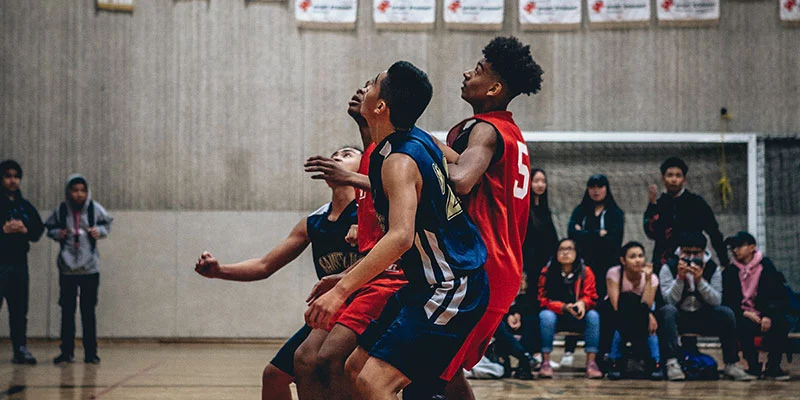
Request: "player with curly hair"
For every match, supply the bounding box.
[411,36,545,399]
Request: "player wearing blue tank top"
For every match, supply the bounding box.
[304,61,489,399]
[194,146,362,400]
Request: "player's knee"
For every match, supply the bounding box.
[293,344,318,376]
[344,353,363,385]
[262,363,291,387]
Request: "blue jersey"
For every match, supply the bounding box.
[307,200,361,280]
[369,127,488,325]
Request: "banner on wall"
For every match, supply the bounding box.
[519,0,581,31]
[781,0,800,26]
[657,0,719,27]
[444,0,505,31]
[97,0,134,12]
[296,0,358,29]
[586,0,650,28]
[374,0,436,30]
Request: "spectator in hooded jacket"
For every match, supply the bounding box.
[45,174,113,364]
[0,160,45,365]
[723,231,790,380]
[537,239,601,379]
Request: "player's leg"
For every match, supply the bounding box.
[264,325,313,400]
[293,329,329,400]
[314,324,359,400]
[355,356,411,400]
[262,364,294,400]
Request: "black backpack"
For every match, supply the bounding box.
[58,200,96,250]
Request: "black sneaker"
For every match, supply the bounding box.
[84,355,101,364]
[524,352,541,372]
[53,353,75,364]
[649,360,665,381]
[746,361,763,379]
[11,346,37,365]
[764,366,790,381]
[513,367,536,380]
[607,360,623,381]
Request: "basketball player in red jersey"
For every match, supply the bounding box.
[416,36,545,400]
[295,79,406,400]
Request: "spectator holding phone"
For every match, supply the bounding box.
[658,231,755,381]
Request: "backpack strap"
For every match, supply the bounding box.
[87,200,95,227]
[58,202,68,230]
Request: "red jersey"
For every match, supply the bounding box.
[356,143,383,253]
[446,111,530,313]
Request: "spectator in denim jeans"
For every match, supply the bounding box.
[537,239,601,379]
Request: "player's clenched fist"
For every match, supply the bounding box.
[195,251,221,278]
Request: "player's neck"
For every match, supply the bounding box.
[330,186,355,212]
[369,119,399,144]
[470,98,508,115]
[357,123,372,149]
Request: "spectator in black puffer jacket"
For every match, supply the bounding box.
[0,160,44,365]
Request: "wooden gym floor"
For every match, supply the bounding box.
[0,341,797,399]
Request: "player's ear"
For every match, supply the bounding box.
[375,100,387,115]
[487,81,503,97]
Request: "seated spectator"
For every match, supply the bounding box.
[492,278,541,380]
[723,231,790,380]
[658,231,756,381]
[606,242,663,380]
[537,239,601,379]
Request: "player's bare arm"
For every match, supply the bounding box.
[305,153,421,329]
[445,122,497,195]
[194,218,311,282]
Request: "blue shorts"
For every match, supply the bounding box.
[269,324,312,376]
[357,270,488,383]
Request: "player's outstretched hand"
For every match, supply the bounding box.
[304,156,352,186]
[306,273,344,304]
[195,251,220,279]
[305,289,346,330]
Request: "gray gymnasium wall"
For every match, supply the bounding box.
[0,0,797,338]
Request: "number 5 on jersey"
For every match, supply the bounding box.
[513,141,530,200]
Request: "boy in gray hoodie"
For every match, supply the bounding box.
[45,174,113,364]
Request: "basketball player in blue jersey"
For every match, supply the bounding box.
[194,146,362,400]
[304,61,490,399]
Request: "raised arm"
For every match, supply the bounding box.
[195,217,311,282]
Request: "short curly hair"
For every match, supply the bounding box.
[482,36,543,97]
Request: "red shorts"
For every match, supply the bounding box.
[440,310,505,380]
[327,270,406,334]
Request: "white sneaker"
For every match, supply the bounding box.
[724,364,757,381]
[666,358,685,381]
[558,352,574,368]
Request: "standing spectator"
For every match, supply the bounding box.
[537,239,602,379]
[657,231,755,381]
[569,174,625,299]
[0,160,44,364]
[523,168,558,288]
[45,174,113,364]
[518,168,557,365]
[606,242,663,380]
[567,174,624,367]
[722,231,790,380]
[644,157,728,267]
